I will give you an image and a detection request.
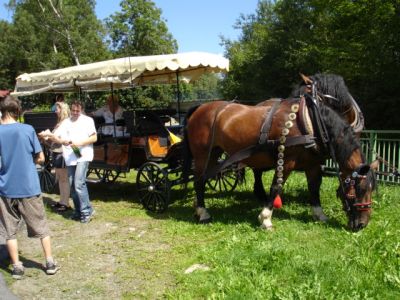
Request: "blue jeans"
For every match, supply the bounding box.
[67,162,92,217]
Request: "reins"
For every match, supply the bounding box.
[376,155,400,177]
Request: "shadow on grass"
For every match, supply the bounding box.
[0,255,46,275]
[46,179,346,231]
[147,188,347,231]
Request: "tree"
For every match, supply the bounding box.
[5,0,110,71]
[222,0,400,128]
[106,0,178,56]
[0,20,15,89]
[105,0,178,108]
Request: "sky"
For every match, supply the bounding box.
[0,0,259,54]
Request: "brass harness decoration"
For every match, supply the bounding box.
[275,104,299,190]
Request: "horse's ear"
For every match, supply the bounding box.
[300,73,313,84]
[370,159,380,171]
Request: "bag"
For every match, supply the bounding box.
[51,152,65,168]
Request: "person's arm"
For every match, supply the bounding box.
[40,131,70,146]
[35,151,45,165]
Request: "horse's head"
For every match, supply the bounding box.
[337,160,379,231]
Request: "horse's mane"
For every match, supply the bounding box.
[318,103,361,166]
[292,74,353,113]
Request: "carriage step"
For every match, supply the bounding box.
[86,178,103,184]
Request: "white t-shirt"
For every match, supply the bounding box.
[56,115,97,166]
[93,105,124,136]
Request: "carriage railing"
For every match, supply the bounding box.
[323,130,400,184]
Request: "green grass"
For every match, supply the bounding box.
[122,170,400,299]
[3,169,399,299]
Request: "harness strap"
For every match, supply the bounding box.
[204,134,316,180]
[201,101,233,181]
[259,99,281,145]
[305,94,330,149]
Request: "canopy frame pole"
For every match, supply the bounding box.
[111,83,117,138]
[128,56,137,126]
[176,71,181,125]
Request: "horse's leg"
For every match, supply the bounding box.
[193,177,211,223]
[305,166,329,222]
[253,169,268,202]
[258,169,291,230]
[193,149,221,223]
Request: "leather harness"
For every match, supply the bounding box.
[203,96,320,180]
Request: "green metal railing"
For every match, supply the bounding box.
[324,130,400,184]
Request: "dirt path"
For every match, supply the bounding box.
[2,194,175,299]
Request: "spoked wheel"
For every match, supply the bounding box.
[38,144,57,193]
[87,168,120,183]
[103,170,120,183]
[38,165,56,193]
[206,153,243,192]
[137,162,170,213]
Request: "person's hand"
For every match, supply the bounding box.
[38,129,51,137]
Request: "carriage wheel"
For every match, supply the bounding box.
[86,168,103,181]
[104,170,120,183]
[206,153,243,192]
[137,162,170,213]
[87,168,120,183]
[207,166,241,192]
[38,165,57,193]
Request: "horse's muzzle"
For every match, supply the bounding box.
[350,222,366,232]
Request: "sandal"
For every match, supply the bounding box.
[55,204,70,212]
[51,202,63,208]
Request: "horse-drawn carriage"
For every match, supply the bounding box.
[13,52,243,212]
[13,53,383,231]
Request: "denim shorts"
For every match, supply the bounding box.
[0,195,50,240]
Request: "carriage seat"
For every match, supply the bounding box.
[123,111,181,158]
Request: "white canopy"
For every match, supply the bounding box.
[12,52,229,96]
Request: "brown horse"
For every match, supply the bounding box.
[182,83,378,231]
[253,73,365,223]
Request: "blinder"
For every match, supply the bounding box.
[341,164,372,214]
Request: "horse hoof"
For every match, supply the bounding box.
[199,217,212,224]
[260,224,274,231]
[313,215,329,223]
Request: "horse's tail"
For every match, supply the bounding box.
[182,104,201,184]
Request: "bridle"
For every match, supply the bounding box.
[339,167,373,216]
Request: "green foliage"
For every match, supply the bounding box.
[6,0,110,70]
[105,0,178,56]
[0,21,15,89]
[191,73,224,100]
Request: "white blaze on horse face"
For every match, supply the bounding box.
[196,207,211,222]
[258,207,273,230]
[311,206,329,222]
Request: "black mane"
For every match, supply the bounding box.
[292,74,353,113]
[318,103,361,166]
